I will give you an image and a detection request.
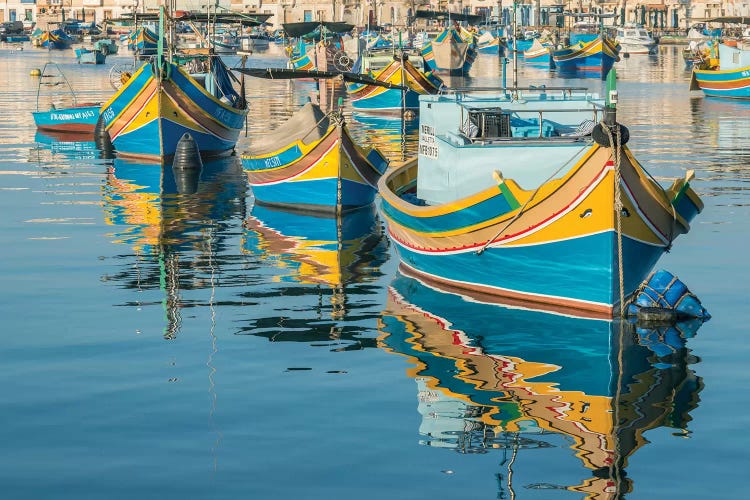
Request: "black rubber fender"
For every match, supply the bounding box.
[592,123,630,147]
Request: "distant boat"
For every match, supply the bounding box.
[476,31,502,54]
[32,62,100,134]
[34,29,74,50]
[614,24,657,55]
[691,43,750,99]
[421,26,478,76]
[523,39,555,68]
[553,35,620,78]
[347,51,444,113]
[75,47,107,64]
[242,102,388,212]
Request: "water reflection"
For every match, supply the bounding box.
[101,156,248,339]
[349,112,419,162]
[238,204,389,347]
[32,131,99,161]
[379,272,704,498]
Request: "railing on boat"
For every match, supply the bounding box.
[459,105,603,143]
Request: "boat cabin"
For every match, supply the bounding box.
[415,89,604,205]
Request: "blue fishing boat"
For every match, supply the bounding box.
[99,7,249,162]
[32,62,101,134]
[347,51,444,113]
[552,35,620,78]
[523,39,555,68]
[241,102,388,212]
[691,43,750,99]
[377,72,703,317]
[421,26,477,76]
[34,29,74,50]
[379,270,705,496]
[75,47,107,64]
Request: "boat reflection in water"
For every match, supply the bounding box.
[239,203,389,345]
[379,270,705,498]
[33,131,100,160]
[349,112,419,162]
[101,156,248,339]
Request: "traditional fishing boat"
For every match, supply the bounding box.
[99,8,250,161]
[284,21,354,72]
[553,35,620,78]
[523,39,555,68]
[690,43,750,99]
[476,31,502,54]
[421,25,478,76]
[347,51,444,113]
[241,101,388,212]
[33,28,74,50]
[377,72,703,317]
[379,270,705,497]
[32,62,101,134]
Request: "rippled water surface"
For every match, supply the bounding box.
[1,43,749,499]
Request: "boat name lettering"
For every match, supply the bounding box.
[419,124,438,159]
[264,156,281,169]
[51,110,97,121]
[102,107,115,123]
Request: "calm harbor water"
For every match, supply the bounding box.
[1,43,749,499]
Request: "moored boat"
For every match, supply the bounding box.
[347,51,444,113]
[242,102,388,213]
[523,38,555,68]
[691,43,750,99]
[614,24,658,55]
[32,62,101,134]
[421,25,478,76]
[553,35,620,78]
[75,47,107,64]
[100,55,248,161]
[377,73,703,317]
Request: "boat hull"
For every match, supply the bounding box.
[348,58,442,113]
[100,61,248,161]
[32,105,101,134]
[243,123,388,212]
[378,144,701,317]
[553,37,620,78]
[692,66,750,99]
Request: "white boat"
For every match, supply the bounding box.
[615,24,657,55]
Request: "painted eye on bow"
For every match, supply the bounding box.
[579,208,592,218]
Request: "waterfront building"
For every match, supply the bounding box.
[3,1,749,33]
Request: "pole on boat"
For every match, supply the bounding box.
[604,67,617,126]
[512,1,518,92]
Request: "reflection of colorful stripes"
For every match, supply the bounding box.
[693,66,750,99]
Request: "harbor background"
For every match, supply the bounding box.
[1,41,750,498]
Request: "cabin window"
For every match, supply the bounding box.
[461,108,512,140]
[733,52,740,65]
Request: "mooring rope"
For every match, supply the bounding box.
[604,124,625,316]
